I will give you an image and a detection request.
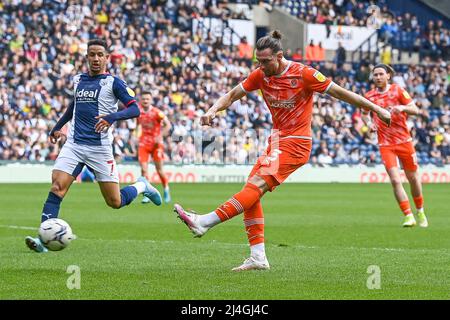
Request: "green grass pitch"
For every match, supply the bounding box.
[0,183,449,300]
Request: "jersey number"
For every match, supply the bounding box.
[107,160,115,176]
[262,149,282,166]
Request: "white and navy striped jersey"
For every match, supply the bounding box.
[67,73,136,146]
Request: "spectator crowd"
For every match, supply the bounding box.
[0,0,448,166]
[281,0,450,61]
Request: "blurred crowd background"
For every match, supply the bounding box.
[0,0,448,166]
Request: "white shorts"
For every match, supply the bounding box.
[53,141,119,183]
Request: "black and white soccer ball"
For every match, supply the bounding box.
[39,218,76,251]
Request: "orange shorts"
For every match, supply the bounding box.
[379,141,418,171]
[248,137,312,192]
[138,143,164,163]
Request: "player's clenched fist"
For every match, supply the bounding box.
[376,108,391,126]
[200,112,215,126]
[49,130,66,144]
[94,115,112,133]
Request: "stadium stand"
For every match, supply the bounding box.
[281,0,450,61]
[0,0,448,166]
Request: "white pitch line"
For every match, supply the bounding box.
[0,224,38,231]
[1,224,448,253]
[77,237,248,247]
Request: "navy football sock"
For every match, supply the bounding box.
[119,186,138,208]
[41,192,63,222]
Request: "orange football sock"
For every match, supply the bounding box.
[159,173,169,188]
[413,195,424,210]
[399,200,413,216]
[215,183,262,222]
[244,200,265,246]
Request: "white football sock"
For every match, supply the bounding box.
[131,181,147,194]
[251,243,266,259]
[417,207,424,213]
[200,211,221,228]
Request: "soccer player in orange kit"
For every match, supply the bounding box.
[174,31,391,271]
[137,91,172,203]
[364,64,428,228]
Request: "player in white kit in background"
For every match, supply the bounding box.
[25,39,162,253]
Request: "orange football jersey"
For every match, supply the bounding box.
[365,84,413,146]
[138,105,165,146]
[240,61,332,138]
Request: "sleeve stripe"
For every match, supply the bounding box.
[323,81,334,94]
[239,82,250,94]
[125,99,136,107]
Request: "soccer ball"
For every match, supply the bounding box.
[38,218,76,251]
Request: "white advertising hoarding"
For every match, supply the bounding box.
[307,24,377,51]
[0,163,448,184]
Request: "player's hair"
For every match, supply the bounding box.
[255,30,283,53]
[141,90,152,96]
[372,63,395,77]
[87,39,108,51]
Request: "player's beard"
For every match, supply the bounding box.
[375,80,387,90]
[263,69,275,77]
[90,63,104,75]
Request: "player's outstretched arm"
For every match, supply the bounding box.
[201,85,246,126]
[49,100,74,144]
[327,83,391,126]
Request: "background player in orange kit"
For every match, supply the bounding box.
[137,91,172,203]
[173,30,392,271]
[364,64,428,228]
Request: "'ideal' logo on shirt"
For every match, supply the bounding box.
[76,88,99,100]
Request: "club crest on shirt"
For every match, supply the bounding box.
[313,71,326,82]
[290,79,298,87]
[73,75,81,85]
[99,79,107,86]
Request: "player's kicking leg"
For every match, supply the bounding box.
[174,175,270,271]
[26,169,75,253]
[173,203,269,271]
[175,137,308,270]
